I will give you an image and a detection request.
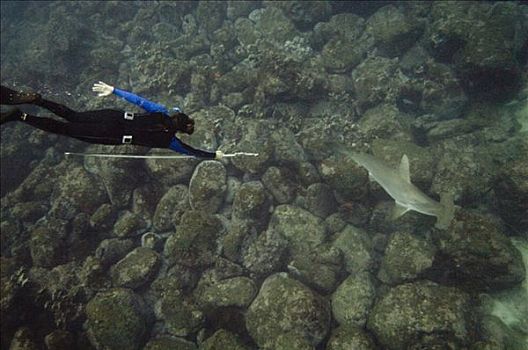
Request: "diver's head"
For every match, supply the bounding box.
[171,112,195,135]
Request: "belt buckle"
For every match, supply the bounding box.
[122,135,133,144]
[124,111,134,120]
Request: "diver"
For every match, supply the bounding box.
[0,82,223,159]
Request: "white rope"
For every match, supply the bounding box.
[64,152,259,159]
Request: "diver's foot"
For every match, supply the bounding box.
[0,107,23,124]
[1,86,41,105]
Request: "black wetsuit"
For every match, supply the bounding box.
[0,85,216,158]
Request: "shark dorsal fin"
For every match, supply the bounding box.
[399,154,411,183]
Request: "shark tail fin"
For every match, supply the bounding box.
[435,192,456,229]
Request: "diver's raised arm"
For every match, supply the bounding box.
[92,81,168,113]
[92,81,114,96]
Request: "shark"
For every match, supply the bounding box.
[350,152,456,229]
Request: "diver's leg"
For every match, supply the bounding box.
[0,85,41,105]
[17,113,123,145]
[33,98,79,121]
[0,107,24,124]
[35,100,124,124]
[17,113,70,135]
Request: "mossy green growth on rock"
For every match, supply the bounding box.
[164,210,223,269]
[367,281,472,350]
[86,288,147,350]
[246,273,331,348]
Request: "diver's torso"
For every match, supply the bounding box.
[123,112,178,147]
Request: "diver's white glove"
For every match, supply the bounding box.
[215,151,224,160]
[92,81,114,97]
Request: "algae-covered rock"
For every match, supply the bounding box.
[194,271,257,309]
[44,329,75,350]
[432,210,525,291]
[365,5,423,57]
[246,273,331,348]
[268,205,327,258]
[230,120,274,174]
[231,181,269,221]
[242,229,288,278]
[164,211,223,269]
[313,13,365,48]
[431,137,495,203]
[400,60,468,120]
[367,281,472,350]
[110,247,160,289]
[95,238,134,269]
[145,154,197,187]
[271,126,307,164]
[332,225,375,274]
[326,325,377,350]
[352,56,406,109]
[7,327,39,350]
[321,35,370,73]
[49,166,108,220]
[196,1,226,34]
[304,183,337,218]
[493,158,528,234]
[86,288,147,350]
[222,219,256,263]
[90,203,118,231]
[189,161,227,213]
[249,7,298,44]
[318,154,368,203]
[273,333,315,350]
[155,290,203,337]
[29,218,68,268]
[113,211,149,238]
[83,146,147,208]
[331,272,376,327]
[143,336,197,350]
[428,2,527,102]
[264,0,331,31]
[201,329,248,350]
[287,244,342,294]
[152,185,190,232]
[358,103,413,143]
[262,167,297,204]
[11,201,48,223]
[378,231,436,285]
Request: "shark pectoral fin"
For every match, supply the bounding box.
[399,154,411,183]
[391,202,409,220]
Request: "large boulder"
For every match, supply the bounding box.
[365,5,423,57]
[326,325,377,350]
[164,211,224,269]
[331,272,376,327]
[493,157,528,234]
[377,231,436,285]
[152,185,190,231]
[367,281,473,349]
[86,288,148,350]
[83,145,148,208]
[49,165,108,220]
[110,247,161,289]
[432,210,525,292]
[268,205,328,258]
[246,273,331,348]
[188,161,227,213]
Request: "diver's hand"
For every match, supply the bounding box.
[215,151,224,160]
[92,81,114,97]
